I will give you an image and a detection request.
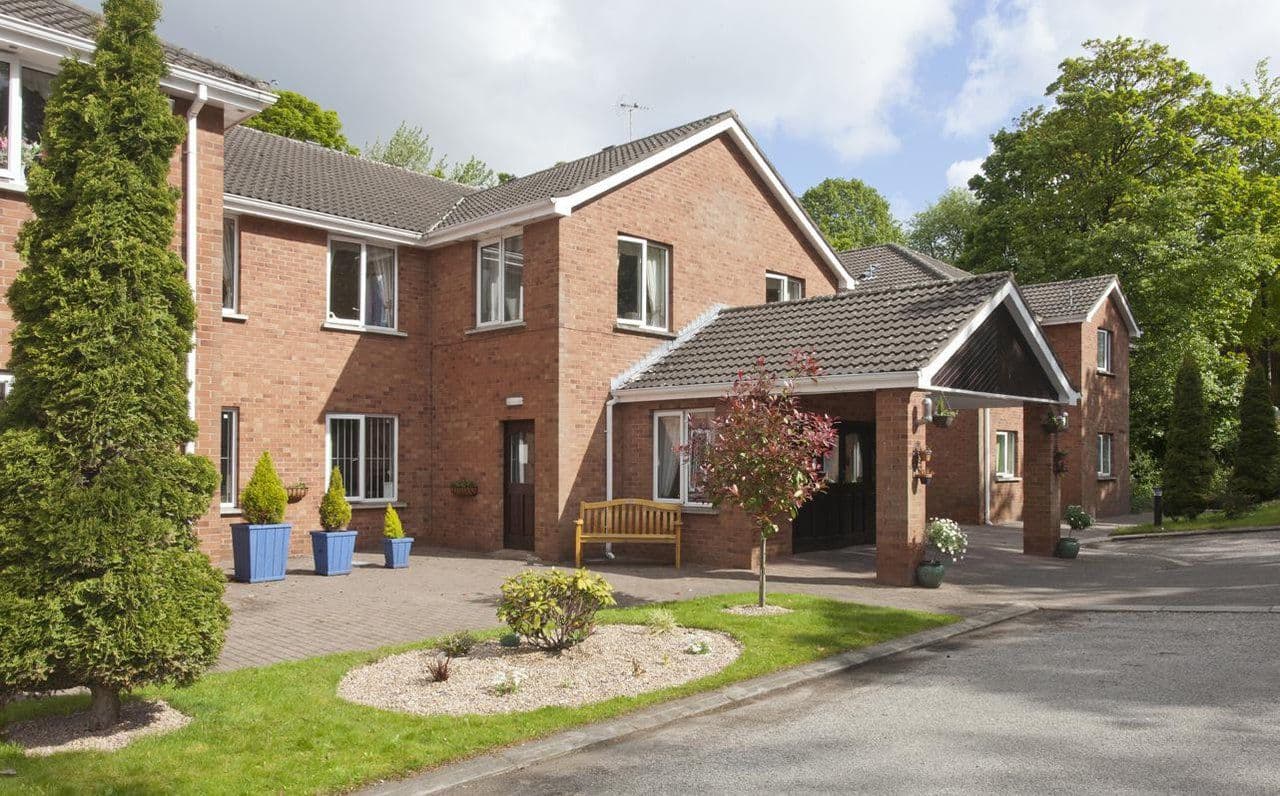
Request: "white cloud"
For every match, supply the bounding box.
[945,0,1280,137]
[945,155,985,189]
[156,0,957,175]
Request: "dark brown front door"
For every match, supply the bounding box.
[503,421,535,550]
[793,422,876,552]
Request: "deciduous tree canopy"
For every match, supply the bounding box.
[244,89,357,155]
[799,177,904,251]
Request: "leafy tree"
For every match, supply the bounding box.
[799,177,904,251]
[244,89,357,155]
[1229,359,1279,501]
[0,0,225,728]
[366,121,497,187]
[960,37,1267,460]
[692,353,837,606]
[497,171,517,184]
[906,187,977,262]
[1163,356,1217,518]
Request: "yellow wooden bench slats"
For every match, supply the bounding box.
[575,498,681,568]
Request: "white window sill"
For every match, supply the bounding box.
[1097,475,1117,482]
[1097,369,1115,377]
[350,500,407,510]
[994,476,1021,483]
[322,321,408,338]
[615,323,676,339]
[219,506,242,516]
[681,504,718,515]
[0,177,27,194]
[221,310,249,322]
[466,320,526,335]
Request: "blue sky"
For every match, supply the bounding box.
[154,0,1280,224]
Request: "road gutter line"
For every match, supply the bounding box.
[362,603,1038,796]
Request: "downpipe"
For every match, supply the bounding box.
[183,84,207,454]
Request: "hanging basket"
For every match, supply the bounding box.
[450,481,479,497]
[285,484,309,503]
[932,413,957,429]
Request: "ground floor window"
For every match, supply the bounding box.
[995,430,1017,479]
[326,414,398,500]
[654,409,713,506]
[1097,432,1114,478]
[219,408,238,507]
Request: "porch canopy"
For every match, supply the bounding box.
[611,272,1079,585]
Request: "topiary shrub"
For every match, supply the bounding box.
[319,467,352,531]
[242,452,288,525]
[496,569,616,650]
[1064,505,1093,531]
[383,504,404,539]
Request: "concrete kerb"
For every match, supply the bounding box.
[1094,525,1280,544]
[360,603,1038,796]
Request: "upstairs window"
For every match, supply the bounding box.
[0,60,54,180]
[765,272,804,303]
[327,414,398,501]
[617,236,670,331]
[995,430,1018,479]
[328,239,397,330]
[1097,329,1113,373]
[222,217,240,313]
[477,233,524,325]
[1097,433,1114,478]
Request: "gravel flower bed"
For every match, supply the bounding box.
[338,624,741,716]
[723,604,793,616]
[4,699,190,757]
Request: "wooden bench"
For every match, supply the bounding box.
[575,498,682,568]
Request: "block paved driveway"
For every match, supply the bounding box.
[460,610,1280,794]
[217,526,1280,670]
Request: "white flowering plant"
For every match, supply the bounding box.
[923,517,968,564]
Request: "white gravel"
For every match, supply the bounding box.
[4,699,190,757]
[338,624,741,716]
[722,604,793,616]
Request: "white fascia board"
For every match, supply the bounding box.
[1085,278,1143,338]
[919,280,1079,406]
[612,370,921,404]
[422,199,563,247]
[223,194,424,247]
[0,15,276,118]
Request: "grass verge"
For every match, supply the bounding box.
[0,593,955,795]
[1111,500,1280,536]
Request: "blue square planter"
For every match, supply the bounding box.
[383,536,414,568]
[311,530,358,576]
[231,523,292,583]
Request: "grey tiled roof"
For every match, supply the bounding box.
[618,272,1012,391]
[0,0,269,89]
[225,126,475,233]
[434,110,736,230]
[837,243,971,289]
[1020,274,1117,322]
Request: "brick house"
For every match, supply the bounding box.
[0,2,1136,584]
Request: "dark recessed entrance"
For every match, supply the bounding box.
[503,420,535,551]
[793,421,876,552]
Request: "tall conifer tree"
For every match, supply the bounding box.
[0,0,225,729]
[1163,356,1216,518]
[1229,359,1279,501]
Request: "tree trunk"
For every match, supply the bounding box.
[758,530,768,607]
[89,684,121,730]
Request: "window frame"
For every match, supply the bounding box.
[0,56,56,186]
[474,231,525,327]
[994,430,1018,479]
[1097,328,1113,374]
[219,408,239,509]
[324,413,400,502]
[652,408,714,507]
[222,215,240,314]
[0,371,13,402]
[617,234,671,332]
[1097,432,1114,478]
[325,236,399,331]
[765,271,805,303]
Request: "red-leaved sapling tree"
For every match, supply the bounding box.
[689,352,837,607]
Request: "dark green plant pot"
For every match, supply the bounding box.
[916,561,946,588]
[1055,537,1080,559]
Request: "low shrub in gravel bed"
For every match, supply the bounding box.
[0,593,956,795]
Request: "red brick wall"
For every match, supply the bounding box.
[925,409,982,525]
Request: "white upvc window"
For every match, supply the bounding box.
[0,371,13,402]
[1097,433,1114,478]
[765,272,804,303]
[222,216,240,313]
[476,232,524,326]
[327,237,398,330]
[995,430,1018,479]
[219,408,238,508]
[653,409,714,507]
[0,56,55,185]
[325,413,398,501]
[617,235,670,331]
[1097,328,1113,373]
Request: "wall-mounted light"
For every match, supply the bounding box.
[505,396,524,407]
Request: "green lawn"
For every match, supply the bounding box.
[1111,499,1280,536]
[0,593,955,795]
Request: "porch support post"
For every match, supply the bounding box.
[875,389,928,586]
[1022,401,1061,555]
